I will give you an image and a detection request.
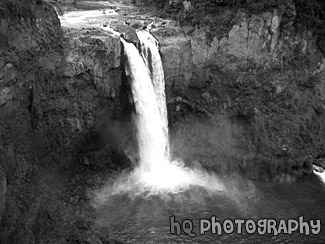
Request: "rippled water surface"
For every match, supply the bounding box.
[95,173,325,244]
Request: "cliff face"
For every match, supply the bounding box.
[149,1,325,182]
[0,2,62,240]
[0,1,129,243]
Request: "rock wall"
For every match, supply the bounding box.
[0,1,62,242]
[150,2,325,182]
[0,1,130,243]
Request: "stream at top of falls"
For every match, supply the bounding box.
[91,30,325,243]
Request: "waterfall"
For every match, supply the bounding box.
[122,37,170,173]
[92,30,224,201]
[136,30,169,141]
[137,30,170,160]
[114,31,224,195]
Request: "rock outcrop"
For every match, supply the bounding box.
[151,27,193,95]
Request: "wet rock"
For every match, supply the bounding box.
[313,165,324,173]
[314,159,325,169]
[111,24,140,46]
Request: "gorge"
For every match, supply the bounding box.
[1,0,325,243]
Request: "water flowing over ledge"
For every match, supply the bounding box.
[94,31,224,203]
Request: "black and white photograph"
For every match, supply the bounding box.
[0,0,325,243]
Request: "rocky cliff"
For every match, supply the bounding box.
[0,0,129,243]
[146,0,325,182]
[0,1,63,241]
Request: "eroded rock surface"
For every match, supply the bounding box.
[151,27,193,94]
[0,1,130,243]
[149,2,325,182]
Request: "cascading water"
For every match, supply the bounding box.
[136,30,169,142]
[122,31,170,174]
[96,31,224,199]
[122,37,168,172]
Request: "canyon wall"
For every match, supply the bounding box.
[0,1,128,243]
[143,0,325,182]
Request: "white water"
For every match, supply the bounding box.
[314,170,325,185]
[59,9,118,28]
[137,31,169,134]
[95,32,224,202]
[122,36,169,172]
[136,30,170,163]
